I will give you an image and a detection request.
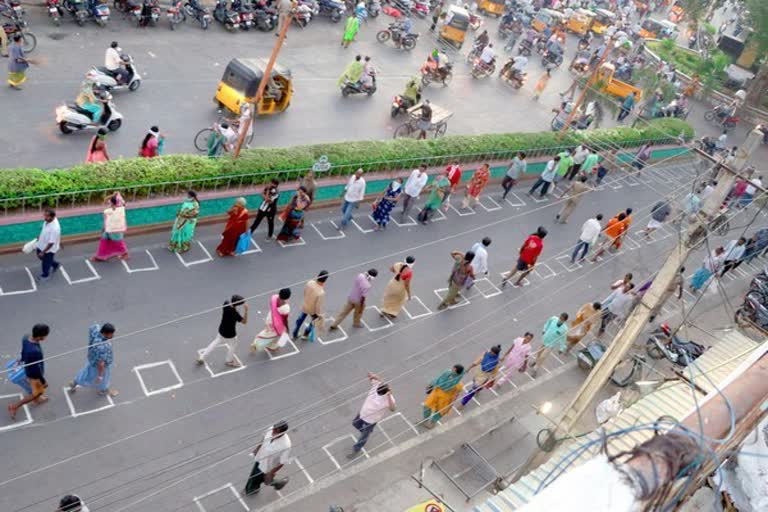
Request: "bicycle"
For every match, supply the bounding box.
[193,119,254,152]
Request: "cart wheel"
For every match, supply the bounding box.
[194,128,214,152]
[394,123,415,139]
[434,122,447,138]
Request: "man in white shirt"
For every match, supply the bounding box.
[36,209,61,281]
[104,41,128,85]
[571,214,602,263]
[720,237,747,277]
[402,164,429,218]
[244,421,292,496]
[740,175,762,208]
[470,237,491,276]
[348,372,395,458]
[598,282,635,336]
[340,169,366,229]
[700,180,717,202]
[480,43,495,65]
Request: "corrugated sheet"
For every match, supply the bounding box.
[480,330,760,511]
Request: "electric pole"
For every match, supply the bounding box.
[511,127,765,483]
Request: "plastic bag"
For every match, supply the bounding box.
[235,232,251,255]
[22,239,37,254]
[596,391,622,424]
[5,359,32,395]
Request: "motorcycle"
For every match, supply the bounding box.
[735,291,768,329]
[541,50,563,69]
[167,0,185,29]
[391,88,420,117]
[411,0,428,18]
[468,11,481,31]
[366,0,379,18]
[376,23,418,50]
[341,69,377,97]
[646,324,706,367]
[499,62,527,89]
[517,38,532,56]
[46,0,64,26]
[471,57,495,78]
[420,61,452,86]
[184,0,211,28]
[88,0,110,26]
[3,1,25,23]
[56,93,124,134]
[64,0,89,25]
[138,0,161,26]
[252,1,277,31]
[2,16,36,53]
[114,0,141,23]
[86,54,142,92]
[704,105,739,132]
[213,0,239,29]
[292,0,315,27]
[232,0,255,29]
[316,0,344,22]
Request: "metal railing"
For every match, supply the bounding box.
[0,137,679,217]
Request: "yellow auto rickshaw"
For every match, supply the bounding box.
[592,62,643,101]
[477,0,505,17]
[532,8,565,32]
[591,8,616,35]
[566,8,595,35]
[214,58,293,116]
[439,6,470,49]
[639,18,678,39]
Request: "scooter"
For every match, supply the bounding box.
[213,0,239,30]
[86,54,142,92]
[252,1,277,31]
[88,0,110,26]
[316,0,344,22]
[366,0,379,17]
[184,0,211,28]
[646,323,706,367]
[341,69,377,97]
[46,0,64,26]
[56,93,124,134]
[411,0,428,18]
[735,292,768,330]
[167,0,185,29]
[64,0,89,26]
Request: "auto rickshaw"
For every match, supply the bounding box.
[439,6,470,49]
[566,8,595,35]
[669,4,685,23]
[639,18,679,39]
[591,62,642,101]
[477,0,505,17]
[214,58,293,116]
[591,8,616,35]
[531,8,565,33]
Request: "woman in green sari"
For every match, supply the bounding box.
[423,364,465,429]
[169,191,200,253]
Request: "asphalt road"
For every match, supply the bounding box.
[1,157,766,511]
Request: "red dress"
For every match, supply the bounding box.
[216,205,249,256]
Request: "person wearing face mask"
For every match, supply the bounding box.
[329,269,378,330]
[371,178,403,230]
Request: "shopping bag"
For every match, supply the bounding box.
[235,232,251,255]
[22,239,37,254]
[5,359,32,395]
[276,331,291,349]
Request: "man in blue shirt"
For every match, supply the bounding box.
[8,324,50,420]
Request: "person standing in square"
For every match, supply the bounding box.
[330,269,377,330]
[35,209,61,281]
[197,296,249,368]
[244,421,292,496]
[347,373,395,459]
[7,324,50,420]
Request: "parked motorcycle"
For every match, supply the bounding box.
[46,0,65,26]
[340,69,377,97]
[138,0,161,26]
[114,0,141,23]
[88,0,110,26]
[231,0,255,29]
[56,92,123,134]
[411,0,428,18]
[64,0,89,25]
[252,1,277,31]
[376,23,418,50]
[2,15,36,53]
[646,323,706,367]
[316,0,344,22]
[86,54,142,92]
[366,0,379,17]
[292,0,316,27]
[167,0,185,29]
[735,291,768,330]
[184,0,211,29]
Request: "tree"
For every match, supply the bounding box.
[744,0,768,106]
[679,0,721,54]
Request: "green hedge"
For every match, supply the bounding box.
[0,119,693,208]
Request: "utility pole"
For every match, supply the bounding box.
[511,127,765,483]
[233,13,292,158]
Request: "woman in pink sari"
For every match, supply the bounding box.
[251,288,292,353]
[91,192,129,262]
[85,128,110,163]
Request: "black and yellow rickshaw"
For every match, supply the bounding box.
[591,8,616,35]
[566,8,595,35]
[214,58,293,116]
[531,8,565,33]
[477,0,505,17]
[439,6,470,49]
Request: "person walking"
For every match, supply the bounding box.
[379,256,415,319]
[402,164,429,218]
[417,173,451,224]
[501,152,527,200]
[35,209,61,281]
[555,175,591,224]
[277,187,312,243]
[85,128,110,163]
[244,421,292,496]
[437,251,475,310]
[590,212,627,262]
[528,156,559,198]
[617,91,637,122]
[138,126,164,158]
[339,169,366,230]
[69,323,119,397]
[720,237,747,277]
[348,372,396,458]
[444,161,463,208]
[91,192,129,262]
[470,237,491,277]
[631,144,652,171]
[197,296,249,368]
[462,163,490,209]
[251,289,291,353]
[532,68,551,100]
[571,214,602,264]
[739,175,762,208]
[293,271,329,340]
[330,269,377,330]
[169,191,200,253]
[566,302,601,352]
[341,13,360,47]
[422,364,464,429]
[553,149,573,192]
[7,324,50,420]
[372,178,402,230]
[216,198,249,257]
[251,179,280,240]
[569,145,589,181]
[598,282,635,336]
[531,313,569,377]
[496,333,533,386]
[459,345,501,407]
[501,227,547,287]
[300,170,317,202]
[647,267,684,323]
[580,148,600,181]
[690,246,725,292]
[7,34,30,90]
[276,0,294,36]
[640,199,672,239]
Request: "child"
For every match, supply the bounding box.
[532,69,551,100]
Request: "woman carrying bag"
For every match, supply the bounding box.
[91,192,128,262]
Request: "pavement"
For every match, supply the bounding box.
[2,154,768,512]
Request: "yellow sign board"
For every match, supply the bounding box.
[405,500,445,512]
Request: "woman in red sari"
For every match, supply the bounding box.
[216,197,249,257]
[462,163,490,209]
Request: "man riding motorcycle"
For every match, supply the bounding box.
[391,15,412,47]
[423,49,450,81]
[480,43,494,66]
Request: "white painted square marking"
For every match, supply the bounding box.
[121,249,159,273]
[478,196,502,212]
[193,483,248,512]
[61,259,101,284]
[360,305,394,332]
[622,235,643,251]
[376,412,420,446]
[318,322,349,345]
[529,193,550,203]
[556,254,582,272]
[196,346,246,378]
[63,387,115,418]
[469,277,502,298]
[428,207,447,222]
[606,179,623,190]
[0,394,33,432]
[448,204,477,216]
[0,267,37,296]
[278,236,307,248]
[311,220,346,240]
[434,288,470,309]
[175,241,213,268]
[533,263,556,280]
[624,174,641,187]
[498,272,531,287]
[265,336,300,361]
[275,458,314,498]
[133,360,184,397]
[392,213,418,227]
[403,296,433,319]
[239,236,262,255]
[504,192,526,207]
[351,216,376,234]
[322,434,369,470]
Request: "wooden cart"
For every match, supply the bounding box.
[393,103,454,139]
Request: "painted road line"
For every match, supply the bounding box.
[239,236,262,255]
[278,236,306,248]
[498,272,531,287]
[265,336,300,361]
[0,267,37,296]
[529,193,550,203]
[61,259,101,285]
[0,394,33,432]
[478,195,502,212]
[429,207,447,222]
[533,263,557,280]
[624,174,641,187]
[403,295,432,320]
[392,213,418,227]
[433,288,470,309]
[175,241,213,268]
[133,360,184,397]
[62,387,115,418]
[318,321,349,345]
[555,254,582,272]
[360,305,394,332]
[193,483,248,512]
[471,277,502,298]
[323,434,369,470]
[448,204,477,217]
[622,234,643,251]
[196,347,246,378]
[311,220,346,240]
[351,216,377,234]
[377,412,420,447]
[504,192,526,207]
[276,457,314,498]
[121,249,159,273]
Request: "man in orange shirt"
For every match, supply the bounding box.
[591,213,627,262]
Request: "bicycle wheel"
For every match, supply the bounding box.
[394,123,415,139]
[194,128,214,152]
